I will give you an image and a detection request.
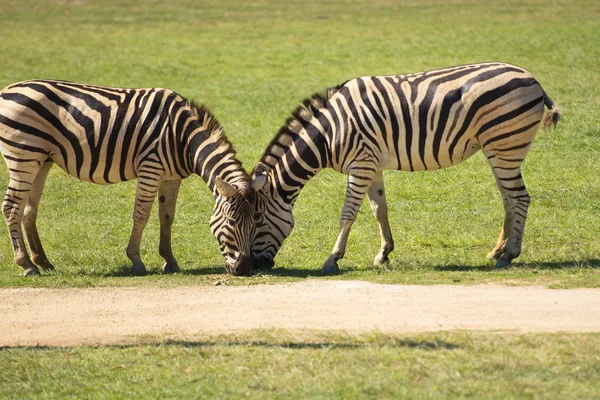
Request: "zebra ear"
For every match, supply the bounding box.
[251,174,267,191]
[215,176,237,199]
[254,162,268,176]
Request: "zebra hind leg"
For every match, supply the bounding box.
[2,161,44,276]
[22,161,55,271]
[158,180,181,274]
[367,171,394,267]
[486,192,512,261]
[323,169,376,274]
[127,172,162,275]
[487,158,531,268]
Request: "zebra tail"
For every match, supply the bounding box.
[541,91,561,130]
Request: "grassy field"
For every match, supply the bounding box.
[0,1,599,396]
[2,331,600,399]
[0,0,598,288]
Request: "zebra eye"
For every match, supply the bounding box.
[227,217,235,225]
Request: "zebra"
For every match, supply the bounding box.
[0,79,264,276]
[251,62,561,273]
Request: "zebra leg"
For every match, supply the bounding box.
[486,192,512,261]
[22,161,55,271]
[486,148,531,268]
[2,162,43,276]
[323,171,375,274]
[367,172,394,267]
[494,169,530,268]
[158,179,181,274]
[126,176,161,275]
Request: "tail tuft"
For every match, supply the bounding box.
[542,92,561,130]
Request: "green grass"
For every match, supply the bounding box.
[0,0,599,288]
[1,331,600,399]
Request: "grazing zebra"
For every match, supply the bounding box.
[251,62,560,273]
[0,80,263,276]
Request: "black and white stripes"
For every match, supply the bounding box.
[252,62,560,272]
[0,80,260,276]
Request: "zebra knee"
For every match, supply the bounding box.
[2,199,13,221]
[22,204,37,226]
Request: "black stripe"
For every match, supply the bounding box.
[0,112,67,161]
[132,90,164,166]
[103,90,136,182]
[449,77,538,160]
[382,78,403,169]
[482,120,540,148]
[431,88,462,166]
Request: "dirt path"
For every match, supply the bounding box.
[2,280,600,347]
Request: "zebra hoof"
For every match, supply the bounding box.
[495,258,511,269]
[39,261,55,271]
[323,264,339,274]
[163,263,180,274]
[373,255,390,268]
[131,264,147,276]
[322,255,340,274]
[22,266,40,277]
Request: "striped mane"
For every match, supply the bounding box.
[256,83,345,170]
[187,100,244,173]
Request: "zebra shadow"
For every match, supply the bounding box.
[179,266,230,276]
[98,265,226,277]
[433,259,600,272]
[255,266,350,278]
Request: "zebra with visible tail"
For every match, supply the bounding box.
[0,80,263,276]
[251,62,560,273]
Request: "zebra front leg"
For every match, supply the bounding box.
[22,162,55,271]
[127,175,161,275]
[158,179,181,273]
[323,171,375,274]
[367,171,394,267]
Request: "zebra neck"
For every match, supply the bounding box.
[186,134,246,196]
[262,123,333,205]
[267,154,326,206]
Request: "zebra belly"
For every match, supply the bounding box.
[50,154,137,184]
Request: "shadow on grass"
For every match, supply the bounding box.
[97,265,226,277]
[433,259,600,272]
[1,338,460,351]
[256,267,341,278]
[158,338,460,350]
[69,258,600,278]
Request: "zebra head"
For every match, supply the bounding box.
[250,162,293,269]
[210,177,263,276]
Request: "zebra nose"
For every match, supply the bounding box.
[230,253,254,276]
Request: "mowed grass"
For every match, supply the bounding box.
[0,0,599,289]
[1,331,600,399]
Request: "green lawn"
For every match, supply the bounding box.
[0,0,598,287]
[2,331,600,399]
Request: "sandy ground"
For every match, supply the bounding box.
[1,280,600,347]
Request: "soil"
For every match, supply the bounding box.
[1,280,600,347]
